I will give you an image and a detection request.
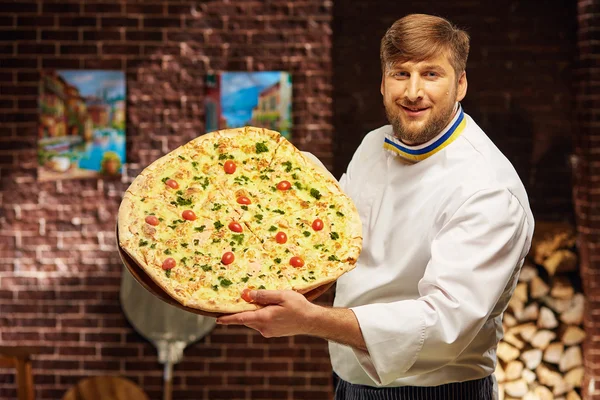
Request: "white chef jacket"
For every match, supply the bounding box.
[329,108,534,388]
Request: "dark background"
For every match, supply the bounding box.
[0,0,588,399]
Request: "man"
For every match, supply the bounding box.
[218,14,534,400]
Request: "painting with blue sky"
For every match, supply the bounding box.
[38,70,126,181]
[205,72,292,139]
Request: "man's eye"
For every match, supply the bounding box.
[393,72,408,78]
[426,71,438,77]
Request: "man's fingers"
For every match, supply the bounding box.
[217,311,255,325]
[251,290,285,305]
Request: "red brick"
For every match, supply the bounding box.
[207,390,247,400]
[40,29,78,41]
[83,3,123,14]
[58,16,96,27]
[82,29,121,41]
[101,17,139,28]
[102,44,142,56]
[250,390,288,399]
[292,389,333,400]
[60,44,98,55]
[143,17,181,28]
[125,4,164,14]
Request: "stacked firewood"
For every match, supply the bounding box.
[495,222,585,400]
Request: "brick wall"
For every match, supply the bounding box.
[0,1,334,399]
[332,0,577,222]
[574,0,600,398]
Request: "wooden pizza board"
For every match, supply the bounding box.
[116,227,334,317]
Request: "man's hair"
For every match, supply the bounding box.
[380,14,470,77]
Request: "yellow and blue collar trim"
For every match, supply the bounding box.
[383,105,466,163]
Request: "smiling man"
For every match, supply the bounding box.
[218,14,534,400]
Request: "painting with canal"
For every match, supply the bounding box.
[38,70,126,181]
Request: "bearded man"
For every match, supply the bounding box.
[218,13,534,400]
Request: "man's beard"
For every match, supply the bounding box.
[385,99,456,145]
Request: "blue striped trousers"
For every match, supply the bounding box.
[334,375,494,400]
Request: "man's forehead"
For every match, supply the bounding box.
[389,54,452,70]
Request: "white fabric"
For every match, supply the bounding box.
[329,114,534,388]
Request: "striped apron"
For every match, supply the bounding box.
[334,374,494,400]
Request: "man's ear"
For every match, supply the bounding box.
[457,71,467,102]
[380,75,385,96]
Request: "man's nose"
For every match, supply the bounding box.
[405,76,423,102]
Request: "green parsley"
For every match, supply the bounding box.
[214,221,224,230]
[212,285,219,291]
[191,161,198,169]
[201,265,212,272]
[165,270,171,278]
[164,249,172,255]
[178,155,186,160]
[294,181,303,190]
[138,239,148,247]
[161,176,170,184]
[303,231,311,237]
[211,203,222,211]
[231,234,244,245]
[330,232,340,240]
[256,142,269,153]
[274,258,281,264]
[219,277,233,287]
[336,211,345,217]
[175,196,192,206]
[329,205,335,209]
[282,161,292,172]
[268,225,278,232]
[180,243,188,248]
[241,277,249,283]
[272,209,285,215]
[328,255,340,261]
[194,225,206,232]
[258,285,266,289]
[241,205,249,211]
[254,214,263,223]
[310,188,322,200]
[150,243,156,249]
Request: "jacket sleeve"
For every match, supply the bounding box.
[349,188,532,385]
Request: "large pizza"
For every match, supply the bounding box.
[118,127,362,313]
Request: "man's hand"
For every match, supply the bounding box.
[217,289,367,350]
[216,290,319,337]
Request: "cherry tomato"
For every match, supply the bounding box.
[241,288,253,303]
[275,231,287,244]
[312,218,324,231]
[277,180,291,191]
[162,258,176,270]
[237,196,251,205]
[228,222,243,232]
[165,179,179,189]
[224,160,236,174]
[221,251,235,265]
[182,210,197,221]
[290,256,304,268]
[145,215,159,226]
